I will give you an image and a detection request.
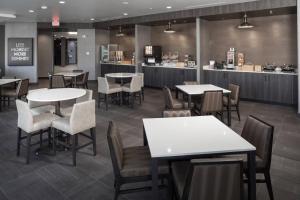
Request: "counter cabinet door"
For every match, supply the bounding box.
[205,71,228,88]
[184,69,197,83]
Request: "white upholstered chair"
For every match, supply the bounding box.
[60,89,93,117]
[28,88,55,116]
[52,100,97,166]
[98,77,122,110]
[122,75,142,107]
[16,99,60,164]
[136,73,144,100]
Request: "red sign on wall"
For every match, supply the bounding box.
[52,16,60,27]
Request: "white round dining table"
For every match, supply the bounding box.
[27,88,86,116]
[105,72,137,79]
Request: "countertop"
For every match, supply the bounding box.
[143,64,199,70]
[100,62,136,66]
[203,67,298,76]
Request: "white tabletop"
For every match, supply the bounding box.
[27,88,86,102]
[0,79,20,86]
[54,72,83,77]
[143,116,255,158]
[176,84,231,95]
[105,73,137,78]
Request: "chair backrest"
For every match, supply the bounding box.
[163,110,191,118]
[17,79,29,98]
[107,121,124,176]
[129,75,142,92]
[241,115,274,169]
[163,86,174,109]
[200,90,223,114]
[70,100,96,134]
[83,72,89,83]
[229,84,240,105]
[76,89,93,103]
[182,158,243,200]
[50,75,66,88]
[136,73,144,87]
[183,81,199,85]
[28,88,52,108]
[97,77,109,93]
[16,99,34,133]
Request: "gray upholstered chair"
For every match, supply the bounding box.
[16,99,60,164]
[2,79,29,107]
[163,86,189,110]
[52,100,97,166]
[172,158,244,200]
[136,73,145,100]
[98,77,122,110]
[163,110,191,118]
[122,75,142,107]
[28,88,55,116]
[183,81,199,85]
[76,72,89,89]
[242,115,274,200]
[195,90,223,121]
[60,89,93,117]
[223,83,241,121]
[107,121,169,200]
[49,75,71,88]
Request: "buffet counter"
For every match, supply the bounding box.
[100,63,136,77]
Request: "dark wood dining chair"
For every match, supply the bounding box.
[107,121,170,200]
[163,110,191,118]
[76,72,89,88]
[49,75,71,88]
[224,83,241,121]
[1,79,29,107]
[171,158,244,200]
[163,86,189,110]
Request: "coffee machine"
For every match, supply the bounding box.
[144,45,162,65]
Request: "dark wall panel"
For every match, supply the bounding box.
[0,25,4,76]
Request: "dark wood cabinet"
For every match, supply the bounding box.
[204,70,298,105]
[143,66,197,89]
[100,64,136,77]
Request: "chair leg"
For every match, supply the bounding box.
[131,93,134,108]
[105,94,108,111]
[142,87,144,100]
[72,135,77,166]
[98,93,101,108]
[265,172,274,200]
[114,180,121,200]
[139,91,142,105]
[48,128,51,147]
[26,133,32,164]
[236,105,241,121]
[39,130,43,148]
[17,128,22,156]
[53,128,57,155]
[91,128,97,156]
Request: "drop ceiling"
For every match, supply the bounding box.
[0,0,259,23]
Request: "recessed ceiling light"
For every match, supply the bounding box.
[90,18,95,21]
[166,6,172,9]
[41,5,48,9]
[0,12,16,18]
[59,1,66,4]
[28,10,35,13]
[123,13,128,16]
[149,7,153,10]
[122,1,129,4]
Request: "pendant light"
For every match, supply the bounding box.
[238,13,254,29]
[164,22,175,33]
[116,26,125,37]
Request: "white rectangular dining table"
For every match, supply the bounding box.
[0,79,20,111]
[54,72,83,87]
[143,116,256,200]
[176,84,232,126]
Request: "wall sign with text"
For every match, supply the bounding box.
[8,38,34,66]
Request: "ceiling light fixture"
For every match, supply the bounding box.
[68,32,78,35]
[90,18,95,21]
[59,1,66,4]
[0,12,16,18]
[164,22,175,33]
[41,5,48,9]
[166,6,172,9]
[123,13,128,16]
[238,13,254,29]
[149,8,153,10]
[28,10,35,13]
[122,1,129,4]
[116,26,125,37]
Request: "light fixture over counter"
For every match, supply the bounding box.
[238,13,254,29]
[164,22,175,33]
[0,12,16,19]
[116,26,125,37]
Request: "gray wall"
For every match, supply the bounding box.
[297,0,300,114]
[207,14,297,65]
[0,25,4,76]
[5,22,38,83]
[77,29,96,80]
[38,30,53,77]
[151,23,196,61]
[110,28,135,60]
[135,25,151,68]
